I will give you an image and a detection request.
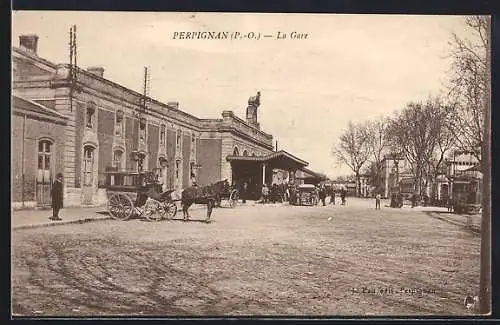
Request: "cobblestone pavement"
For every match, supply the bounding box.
[11,198,481,317]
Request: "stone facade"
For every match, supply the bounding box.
[11,36,283,208]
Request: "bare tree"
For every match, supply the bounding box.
[365,117,390,191]
[333,121,372,196]
[447,16,489,169]
[387,98,447,197]
[421,98,456,202]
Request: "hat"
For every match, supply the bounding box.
[56,173,63,179]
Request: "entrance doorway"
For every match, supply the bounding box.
[231,161,264,200]
[83,145,95,204]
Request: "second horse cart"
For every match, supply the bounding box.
[104,170,178,221]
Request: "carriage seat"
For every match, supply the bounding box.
[146,187,174,202]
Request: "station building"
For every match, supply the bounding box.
[12,34,311,208]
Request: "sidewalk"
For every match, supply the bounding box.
[11,200,243,230]
[11,206,111,230]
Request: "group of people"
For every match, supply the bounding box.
[317,185,347,206]
[260,183,287,204]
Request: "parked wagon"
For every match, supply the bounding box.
[292,184,319,206]
[214,185,240,208]
[104,170,178,221]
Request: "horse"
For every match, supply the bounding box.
[180,179,230,223]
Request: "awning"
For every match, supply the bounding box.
[226,150,308,171]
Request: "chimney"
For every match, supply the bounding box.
[167,101,179,109]
[19,34,39,54]
[87,66,104,78]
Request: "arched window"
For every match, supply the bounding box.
[37,139,52,182]
[243,150,248,156]
[233,147,239,156]
[252,152,256,156]
[113,150,123,168]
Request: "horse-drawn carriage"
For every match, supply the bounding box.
[104,170,178,221]
[104,170,235,223]
[214,185,240,208]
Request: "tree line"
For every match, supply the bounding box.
[332,16,489,197]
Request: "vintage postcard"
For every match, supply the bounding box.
[11,11,491,317]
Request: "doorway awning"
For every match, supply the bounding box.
[226,150,308,171]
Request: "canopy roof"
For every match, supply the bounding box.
[226,150,308,171]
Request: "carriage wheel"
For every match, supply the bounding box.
[144,199,164,222]
[228,190,239,208]
[108,193,134,221]
[163,202,178,220]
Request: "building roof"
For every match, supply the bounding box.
[296,168,328,181]
[12,95,67,123]
[226,150,308,170]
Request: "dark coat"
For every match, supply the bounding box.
[51,180,64,208]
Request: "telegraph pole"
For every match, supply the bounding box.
[479,16,491,315]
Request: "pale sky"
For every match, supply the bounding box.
[12,12,473,178]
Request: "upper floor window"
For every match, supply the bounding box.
[243,150,248,156]
[190,161,195,177]
[176,130,182,146]
[252,152,256,156]
[139,117,147,142]
[233,147,239,156]
[115,110,124,137]
[191,135,196,155]
[86,102,96,129]
[175,159,181,179]
[160,124,166,146]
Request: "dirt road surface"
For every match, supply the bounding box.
[12,199,480,316]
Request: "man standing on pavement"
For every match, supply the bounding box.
[49,173,64,221]
[375,192,381,210]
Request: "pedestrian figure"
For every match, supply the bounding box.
[447,196,453,212]
[411,193,418,208]
[49,173,64,221]
[262,184,269,203]
[340,188,346,205]
[375,193,381,210]
[242,181,248,204]
[319,185,326,206]
[330,190,336,205]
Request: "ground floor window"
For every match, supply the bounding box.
[83,146,95,186]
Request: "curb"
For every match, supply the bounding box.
[13,216,113,230]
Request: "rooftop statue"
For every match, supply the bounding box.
[248,91,261,108]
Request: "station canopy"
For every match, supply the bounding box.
[226,150,308,171]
